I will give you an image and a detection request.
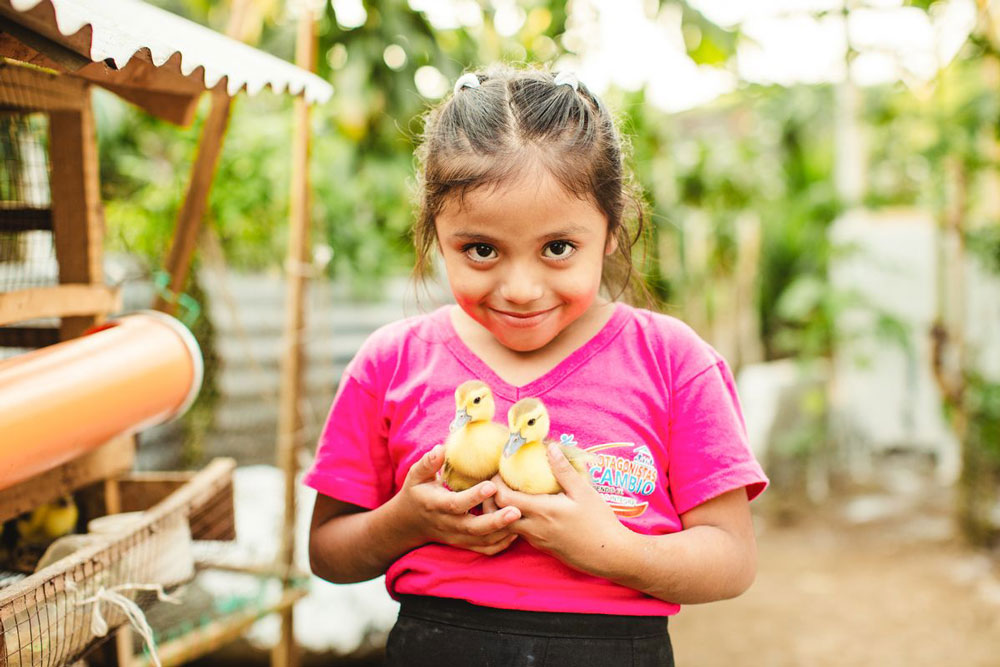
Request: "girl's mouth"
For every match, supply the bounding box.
[490,307,557,328]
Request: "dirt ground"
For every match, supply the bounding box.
[671,459,1000,666]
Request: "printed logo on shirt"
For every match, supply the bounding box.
[578,439,659,518]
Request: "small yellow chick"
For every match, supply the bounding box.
[15,495,79,545]
[442,380,509,491]
[499,398,595,494]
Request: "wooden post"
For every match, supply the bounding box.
[152,0,257,315]
[48,86,104,340]
[273,4,317,666]
[153,89,233,315]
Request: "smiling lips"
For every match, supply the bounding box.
[490,306,558,328]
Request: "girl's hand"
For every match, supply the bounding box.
[398,445,520,556]
[493,443,627,574]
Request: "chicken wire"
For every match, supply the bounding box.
[0,101,58,361]
[0,111,55,292]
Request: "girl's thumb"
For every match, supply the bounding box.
[414,445,444,481]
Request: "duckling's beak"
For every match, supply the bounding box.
[503,432,526,458]
[450,408,471,432]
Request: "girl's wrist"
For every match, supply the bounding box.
[374,490,428,555]
[566,521,638,581]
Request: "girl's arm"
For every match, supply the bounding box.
[493,443,757,604]
[309,444,521,584]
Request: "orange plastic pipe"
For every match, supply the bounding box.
[0,311,203,490]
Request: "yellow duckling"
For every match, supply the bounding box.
[499,398,595,494]
[442,380,509,491]
[15,495,79,545]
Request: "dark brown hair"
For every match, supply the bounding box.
[412,63,649,303]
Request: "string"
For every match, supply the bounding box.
[71,582,181,667]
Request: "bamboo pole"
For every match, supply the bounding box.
[273,4,317,666]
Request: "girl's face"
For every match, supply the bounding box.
[435,167,615,353]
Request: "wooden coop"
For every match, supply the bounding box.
[0,0,331,665]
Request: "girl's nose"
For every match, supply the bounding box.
[498,270,545,305]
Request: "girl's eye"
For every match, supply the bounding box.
[463,244,498,262]
[543,241,576,260]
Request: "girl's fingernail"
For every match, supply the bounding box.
[504,508,518,520]
[481,482,495,495]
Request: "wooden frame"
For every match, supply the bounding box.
[47,81,105,341]
[0,2,327,665]
[0,58,87,111]
[0,11,203,125]
[0,436,134,525]
[0,284,121,326]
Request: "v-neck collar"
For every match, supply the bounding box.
[435,302,629,402]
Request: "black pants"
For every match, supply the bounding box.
[385,595,674,667]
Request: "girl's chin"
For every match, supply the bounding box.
[494,334,552,353]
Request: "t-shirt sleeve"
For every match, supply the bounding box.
[302,360,395,510]
[667,357,768,515]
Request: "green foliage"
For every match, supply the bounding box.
[97,90,294,272]
[678,2,738,66]
[966,373,1000,463]
[624,82,844,358]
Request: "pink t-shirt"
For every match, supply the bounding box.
[303,303,768,616]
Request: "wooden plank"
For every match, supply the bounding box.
[0,435,134,524]
[117,472,236,541]
[0,14,91,74]
[97,81,200,126]
[0,206,51,231]
[48,84,103,341]
[153,88,232,315]
[0,59,86,111]
[0,325,58,347]
[0,284,121,326]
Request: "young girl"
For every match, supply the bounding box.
[305,64,768,666]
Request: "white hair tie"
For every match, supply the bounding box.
[454,73,481,94]
[554,71,579,91]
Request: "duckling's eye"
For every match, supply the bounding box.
[473,397,481,404]
[542,241,576,260]
[528,418,536,426]
[463,243,498,262]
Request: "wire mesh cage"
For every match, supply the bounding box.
[0,66,60,360]
[0,459,235,667]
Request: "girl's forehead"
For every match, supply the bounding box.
[437,169,605,236]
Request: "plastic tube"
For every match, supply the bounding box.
[0,311,203,490]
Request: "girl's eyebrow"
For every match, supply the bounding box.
[449,225,592,243]
[538,225,591,241]
[449,231,498,242]
[448,224,591,245]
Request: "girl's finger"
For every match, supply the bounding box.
[441,480,499,514]
[406,445,444,485]
[466,533,519,556]
[462,505,520,536]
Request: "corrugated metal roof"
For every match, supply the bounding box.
[4,0,332,103]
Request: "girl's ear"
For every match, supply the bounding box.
[604,230,619,256]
